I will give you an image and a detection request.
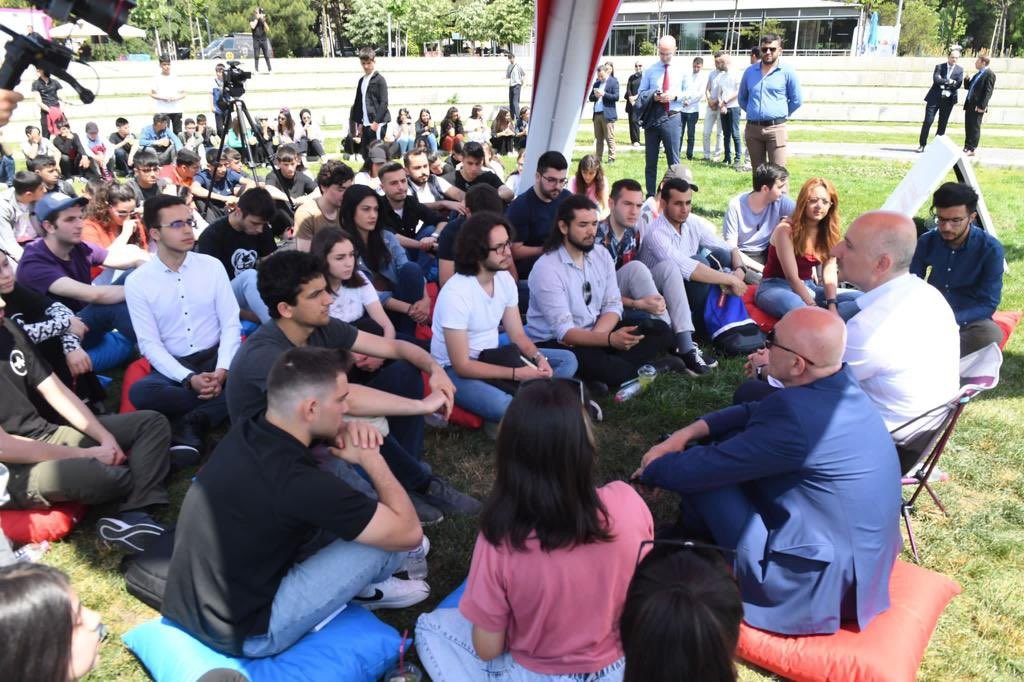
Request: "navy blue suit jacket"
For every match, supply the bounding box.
[643,365,902,635]
[924,62,964,105]
[589,76,619,122]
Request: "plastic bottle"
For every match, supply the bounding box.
[614,380,644,403]
[13,541,49,563]
[404,540,428,580]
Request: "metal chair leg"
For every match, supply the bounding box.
[902,502,920,563]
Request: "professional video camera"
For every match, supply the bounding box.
[220,61,252,102]
[0,0,137,100]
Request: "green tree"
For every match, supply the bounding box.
[936,1,969,49]
[402,0,452,50]
[342,0,388,48]
[454,0,490,44]
[487,0,534,49]
[206,0,317,57]
[898,0,941,54]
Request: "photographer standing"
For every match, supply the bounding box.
[250,7,272,73]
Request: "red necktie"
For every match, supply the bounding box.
[662,63,670,112]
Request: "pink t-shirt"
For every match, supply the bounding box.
[459,481,654,674]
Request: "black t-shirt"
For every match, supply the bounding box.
[32,78,62,107]
[252,17,267,40]
[264,170,317,201]
[506,187,572,276]
[378,194,445,241]
[0,319,54,440]
[226,319,359,423]
[161,416,377,656]
[196,215,277,280]
[108,131,134,153]
[443,169,504,195]
[437,213,466,262]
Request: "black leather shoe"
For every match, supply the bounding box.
[172,412,210,459]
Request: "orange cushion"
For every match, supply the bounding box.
[736,560,960,682]
[119,357,153,414]
[992,311,1021,350]
[0,502,88,544]
[743,284,779,333]
[421,373,483,430]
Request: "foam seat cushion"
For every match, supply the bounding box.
[123,606,403,682]
[736,560,960,682]
[119,357,153,414]
[0,502,88,544]
[992,311,1021,350]
[742,285,779,333]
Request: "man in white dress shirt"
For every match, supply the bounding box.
[831,211,959,430]
[126,194,241,462]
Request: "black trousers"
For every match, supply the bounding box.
[918,100,956,147]
[254,38,272,71]
[964,107,985,150]
[627,108,642,145]
[167,113,183,137]
[539,319,674,388]
[509,84,521,121]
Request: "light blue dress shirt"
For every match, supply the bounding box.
[738,62,802,122]
[638,60,691,113]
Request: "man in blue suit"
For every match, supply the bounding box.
[917,49,964,152]
[589,63,619,164]
[637,35,690,198]
[635,306,902,635]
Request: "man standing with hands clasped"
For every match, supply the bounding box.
[962,55,995,157]
[738,34,802,170]
[350,48,391,160]
[917,49,964,152]
[506,53,525,124]
[637,35,690,199]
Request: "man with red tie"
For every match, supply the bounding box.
[636,35,690,200]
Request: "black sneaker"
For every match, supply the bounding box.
[407,491,445,526]
[97,513,166,553]
[680,347,715,376]
[651,356,687,374]
[422,477,481,516]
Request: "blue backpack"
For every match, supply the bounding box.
[704,284,766,356]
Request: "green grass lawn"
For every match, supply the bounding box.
[41,152,1024,681]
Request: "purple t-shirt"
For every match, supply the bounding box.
[16,239,108,312]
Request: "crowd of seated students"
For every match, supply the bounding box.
[0,89,1007,682]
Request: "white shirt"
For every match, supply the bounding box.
[431,271,518,367]
[360,71,374,126]
[407,175,453,204]
[328,272,378,323]
[639,214,730,280]
[150,72,183,114]
[353,171,381,192]
[125,251,241,382]
[844,273,960,429]
[682,70,709,113]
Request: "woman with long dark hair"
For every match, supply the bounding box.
[341,184,431,334]
[415,108,439,153]
[82,182,148,250]
[569,154,608,215]
[415,379,653,680]
[754,177,861,320]
[296,108,326,160]
[310,227,395,337]
[489,107,516,156]
[0,563,105,682]
[276,108,297,144]
[439,106,464,152]
[620,544,743,682]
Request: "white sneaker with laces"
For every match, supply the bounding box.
[354,576,430,611]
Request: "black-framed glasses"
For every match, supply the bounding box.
[158,218,197,230]
[541,175,568,186]
[765,329,816,365]
[582,280,592,306]
[761,46,779,52]
[930,211,969,227]
[635,539,736,569]
[488,240,512,254]
[138,164,160,172]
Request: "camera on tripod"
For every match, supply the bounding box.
[222,61,252,100]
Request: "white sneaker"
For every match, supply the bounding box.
[354,576,430,611]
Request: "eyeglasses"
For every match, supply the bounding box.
[765,329,816,365]
[582,280,592,306]
[807,198,832,206]
[761,46,779,52]
[157,218,197,230]
[931,212,969,227]
[113,210,135,217]
[541,175,568,186]
[634,539,736,569]
[139,165,160,172]
[488,240,512,254]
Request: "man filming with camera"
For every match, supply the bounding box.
[250,7,272,73]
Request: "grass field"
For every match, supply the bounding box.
[33,150,1024,680]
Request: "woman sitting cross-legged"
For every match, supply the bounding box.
[754,177,861,320]
[415,378,654,681]
[341,184,431,335]
[430,212,577,430]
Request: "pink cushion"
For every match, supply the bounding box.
[0,502,88,544]
[119,357,153,414]
[736,560,960,682]
[743,284,779,333]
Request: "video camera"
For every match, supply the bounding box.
[222,61,252,99]
[0,0,137,101]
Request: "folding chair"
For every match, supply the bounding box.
[890,342,1003,562]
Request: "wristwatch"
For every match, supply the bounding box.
[825,298,838,307]
[181,372,196,390]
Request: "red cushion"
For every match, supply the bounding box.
[421,373,483,430]
[736,560,960,682]
[0,502,88,544]
[992,311,1021,350]
[119,357,153,414]
[743,284,779,333]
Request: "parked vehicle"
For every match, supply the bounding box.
[201,34,273,61]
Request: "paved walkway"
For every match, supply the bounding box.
[787,123,1024,137]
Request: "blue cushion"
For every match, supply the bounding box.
[123,605,402,682]
[438,581,468,610]
[86,331,134,373]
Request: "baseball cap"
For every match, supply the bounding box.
[663,163,699,191]
[36,192,87,225]
[368,146,388,164]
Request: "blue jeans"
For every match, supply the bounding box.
[416,608,625,681]
[0,154,14,185]
[361,359,432,491]
[680,111,699,160]
[231,269,271,323]
[444,348,578,424]
[722,107,742,163]
[398,137,416,155]
[382,261,426,335]
[644,114,682,198]
[79,301,136,347]
[405,225,438,283]
[242,539,404,658]
[755,277,862,321]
